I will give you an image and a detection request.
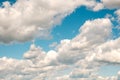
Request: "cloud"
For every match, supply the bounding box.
[23,44,46,60]
[0,0,101,44]
[57,18,112,64]
[55,18,119,79]
[0,18,120,80]
[2,0,120,44]
[93,2,104,11]
[0,45,67,80]
[0,0,78,43]
[95,38,120,64]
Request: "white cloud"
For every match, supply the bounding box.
[93,3,104,11]
[23,44,46,60]
[57,18,112,64]
[0,0,101,44]
[95,38,120,64]
[44,50,58,65]
[0,0,77,43]
[0,18,120,80]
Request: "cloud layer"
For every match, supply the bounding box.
[0,18,120,80]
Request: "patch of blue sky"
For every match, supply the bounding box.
[98,64,120,77]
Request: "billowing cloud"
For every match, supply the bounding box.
[0,0,120,79]
[95,38,120,64]
[0,17,120,80]
[2,0,120,44]
[0,0,101,44]
[57,18,112,64]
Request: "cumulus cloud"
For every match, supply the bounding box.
[2,0,120,44]
[0,0,120,79]
[0,0,78,43]
[57,18,112,64]
[0,0,101,44]
[95,38,120,64]
[0,17,120,80]
[23,44,46,60]
[0,45,68,80]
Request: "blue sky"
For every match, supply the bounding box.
[0,0,120,80]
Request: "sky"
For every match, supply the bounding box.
[0,0,120,80]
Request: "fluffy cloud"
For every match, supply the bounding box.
[0,45,69,80]
[0,18,120,80]
[95,38,120,64]
[57,18,112,64]
[23,44,46,60]
[23,44,59,66]
[55,18,119,80]
[0,0,120,79]
[0,0,101,44]
[0,0,78,43]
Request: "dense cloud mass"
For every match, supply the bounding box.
[0,18,120,80]
[0,0,101,44]
[0,0,120,80]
